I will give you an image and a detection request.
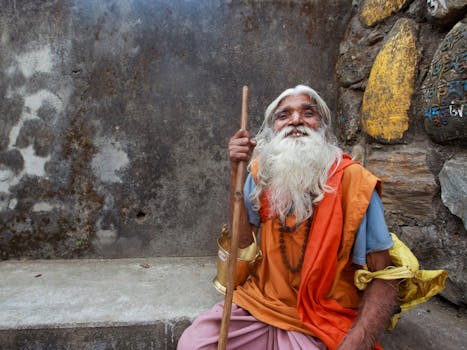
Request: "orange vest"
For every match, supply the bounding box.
[233,154,382,350]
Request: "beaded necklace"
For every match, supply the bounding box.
[278,216,312,273]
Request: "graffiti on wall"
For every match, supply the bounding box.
[421,21,466,142]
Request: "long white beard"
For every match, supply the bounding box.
[251,126,342,223]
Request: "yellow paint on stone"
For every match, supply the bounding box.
[360,0,410,27]
[361,19,419,142]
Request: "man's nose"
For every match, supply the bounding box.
[290,111,301,125]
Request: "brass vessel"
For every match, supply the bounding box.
[213,227,261,295]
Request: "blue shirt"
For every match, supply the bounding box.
[243,173,393,265]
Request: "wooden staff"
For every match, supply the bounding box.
[218,86,249,350]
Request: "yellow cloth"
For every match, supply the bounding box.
[354,233,448,329]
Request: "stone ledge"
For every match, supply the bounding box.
[0,257,221,350]
[0,258,465,350]
[0,258,222,331]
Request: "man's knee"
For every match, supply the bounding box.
[176,327,191,350]
[177,322,216,350]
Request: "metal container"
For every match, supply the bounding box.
[212,230,261,295]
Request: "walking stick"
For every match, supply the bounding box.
[218,86,249,350]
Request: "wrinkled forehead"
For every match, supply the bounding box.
[275,93,315,110]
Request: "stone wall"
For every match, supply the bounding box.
[336,0,466,306]
[0,0,352,257]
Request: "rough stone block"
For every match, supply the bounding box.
[336,88,363,144]
[380,298,467,350]
[361,18,419,143]
[336,46,379,87]
[360,0,411,26]
[366,141,438,224]
[420,19,466,143]
[400,225,466,306]
[427,0,467,26]
[439,154,467,230]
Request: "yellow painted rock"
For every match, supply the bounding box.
[361,18,419,143]
[360,0,410,27]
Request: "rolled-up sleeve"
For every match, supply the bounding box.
[352,190,394,266]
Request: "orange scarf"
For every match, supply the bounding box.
[296,155,382,350]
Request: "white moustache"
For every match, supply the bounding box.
[276,125,315,139]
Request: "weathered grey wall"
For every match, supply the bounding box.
[0,0,352,258]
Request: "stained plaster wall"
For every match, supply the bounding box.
[0,0,352,258]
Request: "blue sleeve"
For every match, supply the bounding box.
[352,190,394,266]
[244,173,261,227]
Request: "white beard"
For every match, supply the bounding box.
[251,126,342,223]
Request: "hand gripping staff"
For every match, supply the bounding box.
[218,86,249,350]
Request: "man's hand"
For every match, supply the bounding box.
[228,129,256,168]
[228,129,257,249]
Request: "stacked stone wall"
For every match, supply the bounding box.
[335,0,466,306]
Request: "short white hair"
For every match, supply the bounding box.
[260,84,333,140]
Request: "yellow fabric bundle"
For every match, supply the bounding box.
[354,233,448,329]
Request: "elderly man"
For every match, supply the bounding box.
[178,85,398,350]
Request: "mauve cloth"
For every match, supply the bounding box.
[177,302,327,350]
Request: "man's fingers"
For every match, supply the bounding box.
[229,137,250,147]
[234,128,250,138]
[229,143,252,161]
[229,144,250,156]
[229,130,255,163]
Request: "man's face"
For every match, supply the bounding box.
[272,94,322,136]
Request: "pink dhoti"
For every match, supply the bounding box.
[177,303,327,350]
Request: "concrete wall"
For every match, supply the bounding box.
[0,0,352,258]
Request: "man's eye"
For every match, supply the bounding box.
[303,110,320,118]
[276,113,288,120]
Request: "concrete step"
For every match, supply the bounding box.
[0,258,465,350]
[0,258,222,350]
